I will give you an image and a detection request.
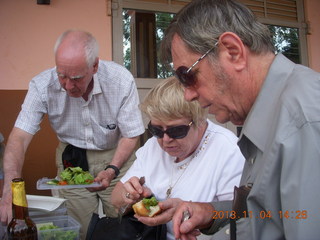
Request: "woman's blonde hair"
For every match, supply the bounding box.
[140,77,207,127]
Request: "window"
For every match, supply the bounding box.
[123,10,174,78]
[239,0,308,64]
[112,0,307,76]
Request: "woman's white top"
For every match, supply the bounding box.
[121,120,245,240]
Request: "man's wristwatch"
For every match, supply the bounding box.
[104,165,120,179]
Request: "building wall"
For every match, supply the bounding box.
[0,0,112,90]
[0,90,57,196]
[0,0,112,195]
[305,0,320,71]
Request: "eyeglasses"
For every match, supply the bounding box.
[175,41,219,87]
[148,121,193,139]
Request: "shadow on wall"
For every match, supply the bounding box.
[0,90,58,196]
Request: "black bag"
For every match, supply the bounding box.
[62,144,89,171]
[86,212,167,240]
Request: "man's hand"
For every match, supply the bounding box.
[172,202,215,240]
[0,190,12,224]
[87,168,115,192]
[1,128,33,224]
[88,136,139,192]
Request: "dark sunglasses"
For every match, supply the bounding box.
[148,121,193,139]
[175,41,219,87]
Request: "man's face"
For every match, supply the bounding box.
[55,50,98,99]
[171,34,245,125]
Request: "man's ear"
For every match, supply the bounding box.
[93,57,99,74]
[218,32,246,71]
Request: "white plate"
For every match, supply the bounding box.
[36,177,102,190]
[27,195,66,212]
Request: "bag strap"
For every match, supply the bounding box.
[86,213,100,240]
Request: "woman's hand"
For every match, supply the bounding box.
[122,176,151,205]
[135,198,183,226]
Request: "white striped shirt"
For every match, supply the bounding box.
[15,60,145,150]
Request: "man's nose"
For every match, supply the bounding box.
[65,78,74,90]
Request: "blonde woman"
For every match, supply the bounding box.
[111,77,244,240]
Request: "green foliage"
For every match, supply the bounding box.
[123,11,301,78]
[123,10,174,78]
[155,13,175,79]
[269,25,300,64]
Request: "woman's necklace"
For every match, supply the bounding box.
[166,133,211,199]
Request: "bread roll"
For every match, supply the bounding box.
[132,197,161,217]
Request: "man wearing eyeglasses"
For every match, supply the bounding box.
[0,29,145,239]
[161,0,320,240]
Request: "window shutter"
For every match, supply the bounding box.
[128,0,299,23]
[239,0,298,22]
[133,0,191,4]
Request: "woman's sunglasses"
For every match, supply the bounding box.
[148,121,193,139]
[175,41,219,87]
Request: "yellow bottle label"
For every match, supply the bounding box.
[11,181,28,207]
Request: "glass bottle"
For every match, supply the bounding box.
[7,178,38,240]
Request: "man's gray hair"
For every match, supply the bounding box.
[161,0,274,66]
[54,29,99,67]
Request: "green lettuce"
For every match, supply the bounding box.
[60,167,94,185]
[38,223,78,240]
[142,196,158,210]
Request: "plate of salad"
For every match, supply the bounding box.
[37,167,102,190]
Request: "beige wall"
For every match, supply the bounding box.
[0,0,112,90]
[305,0,320,71]
[0,0,113,194]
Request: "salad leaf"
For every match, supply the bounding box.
[39,223,58,230]
[60,167,94,185]
[142,196,158,210]
[46,179,59,185]
[60,168,73,182]
[45,167,95,185]
[39,225,77,240]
